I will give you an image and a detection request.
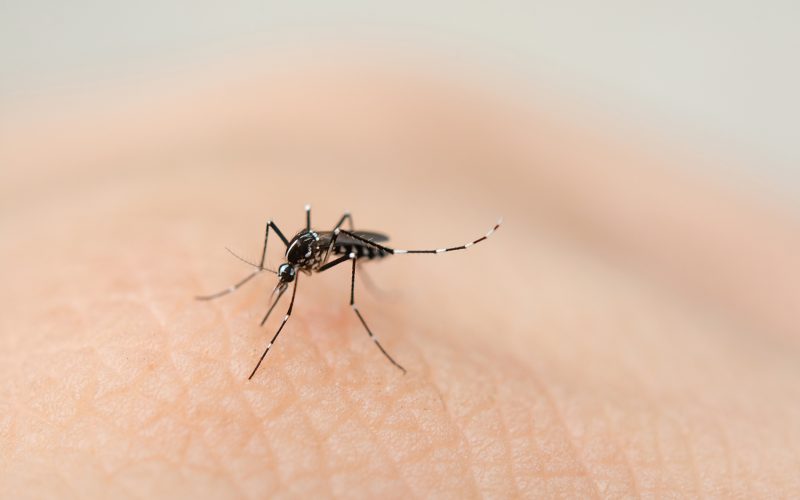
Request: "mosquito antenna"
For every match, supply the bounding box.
[225,247,277,274]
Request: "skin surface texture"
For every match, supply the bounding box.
[1,56,799,498]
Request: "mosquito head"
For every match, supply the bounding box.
[277,263,296,283]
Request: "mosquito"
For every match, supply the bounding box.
[197,205,501,379]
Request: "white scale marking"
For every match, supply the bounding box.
[394,249,408,254]
[465,242,473,248]
[435,248,446,254]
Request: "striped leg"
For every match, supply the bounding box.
[195,269,263,300]
[248,276,299,380]
[260,282,287,326]
[195,219,288,300]
[317,252,406,373]
[337,218,502,256]
[348,253,406,373]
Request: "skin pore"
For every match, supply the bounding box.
[1,57,799,498]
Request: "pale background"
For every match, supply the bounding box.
[2,2,800,497]
[1,1,799,199]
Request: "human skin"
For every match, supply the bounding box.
[1,56,799,498]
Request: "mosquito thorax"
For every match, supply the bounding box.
[277,263,296,282]
[286,231,319,266]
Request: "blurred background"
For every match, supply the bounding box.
[2,3,800,496]
[2,1,799,198]
[2,0,799,348]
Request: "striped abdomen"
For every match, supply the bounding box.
[332,243,389,260]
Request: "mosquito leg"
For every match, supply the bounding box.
[305,204,312,231]
[349,254,406,373]
[333,211,354,231]
[318,253,351,272]
[336,218,501,256]
[195,270,262,300]
[260,220,290,270]
[248,276,299,380]
[196,219,287,300]
[316,251,405,372]
[321,212,354,265]
[260,282,287,326]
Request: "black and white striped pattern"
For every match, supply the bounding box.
[331,243,389,260]
[193,226,283,301]
[348,252,406,373]
[197,207,502,379]
[336,218,502,256]
[249,277,298,380]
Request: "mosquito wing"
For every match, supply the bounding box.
[317,230,389,247]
